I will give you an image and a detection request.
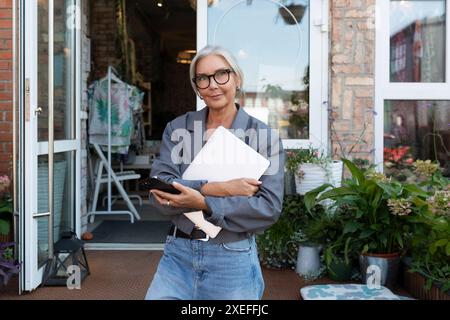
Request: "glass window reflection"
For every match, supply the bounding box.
[390,0,446,82]
[384,100,449,180]
[208,0,310,139]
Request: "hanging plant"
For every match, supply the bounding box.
[279,3,306,25]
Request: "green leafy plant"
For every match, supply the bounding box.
[305,159,423,255]
[256,194,324,269]
[407,185,450,292]
[285,145,329,173]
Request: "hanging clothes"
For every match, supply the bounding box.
[88,79,144,154]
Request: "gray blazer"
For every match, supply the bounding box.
[149,104,285,244]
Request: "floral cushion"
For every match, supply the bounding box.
[300,284,411,300]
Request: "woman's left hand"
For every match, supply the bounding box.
[150,182,208,210]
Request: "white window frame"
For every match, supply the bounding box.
[197,0,330,153]
[375,0,450,171]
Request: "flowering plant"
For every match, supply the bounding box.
[383,146,415,181]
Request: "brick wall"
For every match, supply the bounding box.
[330,0,376,162]
[0,0,12,177]
[90,0,118,79]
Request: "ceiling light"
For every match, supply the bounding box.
[177,50,196,64]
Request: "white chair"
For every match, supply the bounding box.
[87,143,142,223]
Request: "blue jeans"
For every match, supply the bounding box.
[145,235,265,300]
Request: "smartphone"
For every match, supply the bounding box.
[140,176,181,194]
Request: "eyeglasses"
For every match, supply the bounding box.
[192,69,234,89]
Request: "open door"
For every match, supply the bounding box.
[18,0,80,292]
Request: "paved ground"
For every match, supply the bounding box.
[0,250,410,300]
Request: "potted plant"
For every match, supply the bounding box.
[278,1,307,25]
[320,209,361,281]
[305,159,423,289]
[286,146,343,196]
[256,194,324,271]
[290,207,329,279]
[402,165,450,299]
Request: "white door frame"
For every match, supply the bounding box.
[196,0,330,153]
[375,0,450,171]
[21,0,81,292]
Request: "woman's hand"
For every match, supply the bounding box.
[150,182,208,210]
[201,178,262,197]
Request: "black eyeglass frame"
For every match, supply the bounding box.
[192,69,235,89]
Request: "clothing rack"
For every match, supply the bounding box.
[87,66,142,224]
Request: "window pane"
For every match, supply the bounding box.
[37,152,75,267]
[384,100,449,180]
[390,0,446,82]
[208,0,310,139]
[38,0,75,141]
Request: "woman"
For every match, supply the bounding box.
[145,45,285,300]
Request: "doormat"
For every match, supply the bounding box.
[91,220,172,243]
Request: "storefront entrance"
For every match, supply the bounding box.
[14,0,329,292]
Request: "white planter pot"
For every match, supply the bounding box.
[296,245,322,277]
[294,160,343,195]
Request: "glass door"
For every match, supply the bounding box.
[21,0,79,291]
[197,0,329,150]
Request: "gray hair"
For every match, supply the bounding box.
[189,45,244,97]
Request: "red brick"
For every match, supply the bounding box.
[0,39,12,49]
[0,9,12,19]
[2,141,12,152]
[0,92,11,100]
[0,29,12,39]
[0,70,11,80]
[0,0,12,9]
[0,60,10,69]
[0,19,11,29]
[2,110,12,121]
[0,121,11,131]
[0,50,12,59]
[0,82,12,92]
[0,132,12,142]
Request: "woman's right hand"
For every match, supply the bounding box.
[201,178,262,197]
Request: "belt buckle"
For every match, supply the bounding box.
[198,234,210,242]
